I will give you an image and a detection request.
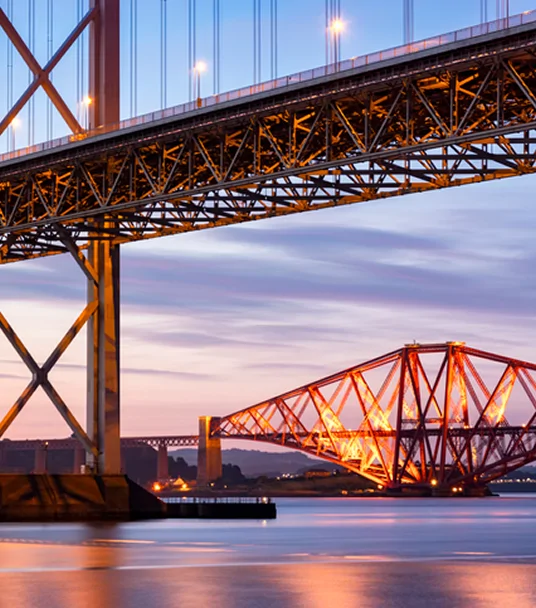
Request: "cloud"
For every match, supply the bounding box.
[0,372,25,380]
[50,361,214,380]
[2,215,536,328]
[245,361,330,373]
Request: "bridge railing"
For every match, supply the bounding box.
[1,10,535,165]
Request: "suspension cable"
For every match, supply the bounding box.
[160,0,167,109]
[188,0,197,101]
[253,0,262,84]
[481,0,488,23]
[7,0,13,151]
[213,0,220,94]
[130,0,138,117]
[403,0,414,45]
[81,0,86,118]
[47,0,54,140]
[326,0,342,65]
[270,0,277,80]
[28,0,36,145]
[77,0,81,125]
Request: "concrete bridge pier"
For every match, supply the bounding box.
[197,417,222,487]
[157,444,169,481]
[73,448,85,473]
[34,445,48,474]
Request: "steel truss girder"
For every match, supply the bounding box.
[0,435,199,452]
[3,36,536,261]
[212,343,536,490]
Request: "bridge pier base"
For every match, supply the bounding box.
[34,446,47,474]
[197,417,222,487]
[73,448,85,474]
[157,444,169,481]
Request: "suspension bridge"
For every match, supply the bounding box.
[0,0,535,512]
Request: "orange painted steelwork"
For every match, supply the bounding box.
[213,343,536,490]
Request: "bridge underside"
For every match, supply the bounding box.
[2,22,536,261]
[212,343,536,492]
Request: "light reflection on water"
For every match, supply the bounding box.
[0,496,534,607]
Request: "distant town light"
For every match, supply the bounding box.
[152,482,162,492]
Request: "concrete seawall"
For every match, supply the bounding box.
[0,474,276,521]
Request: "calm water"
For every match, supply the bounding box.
[0,495,535,607]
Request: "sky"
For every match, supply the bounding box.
[1,0,536,439]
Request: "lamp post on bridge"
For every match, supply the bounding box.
[9,116,20,152]
[77,96,93,131]
[193,61,207,108]
[328,19,344,70]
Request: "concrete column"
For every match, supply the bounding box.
[73,448,85,474]
[86,0,121,477]
[87,237,121,475]
[157,444,169,481]
[34,446,47,474]
[197,416,222,487]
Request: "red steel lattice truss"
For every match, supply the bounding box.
[214,343,536,490]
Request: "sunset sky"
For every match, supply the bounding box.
[1,0,535,439]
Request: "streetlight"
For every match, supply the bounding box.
[78,96,92,130]
[193,61,207,107]
[328,18,344,68]
[10,116,21,152]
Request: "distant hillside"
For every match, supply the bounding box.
[170,448,339,478]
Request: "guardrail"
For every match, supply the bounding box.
[1,10,535,165]
[164,496,272,504]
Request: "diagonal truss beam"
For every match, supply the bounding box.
[0,226,121,471]
[0,6,98,136]
[0,306,97,455]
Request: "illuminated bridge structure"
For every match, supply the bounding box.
[212,342,536,493]
[2,4,536,476]
[4,342,536,494]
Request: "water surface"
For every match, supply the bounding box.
[0,495,535,607]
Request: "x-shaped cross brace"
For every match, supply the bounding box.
[0,5,98,138]
[0,303,98,457]
[0,224,109,459]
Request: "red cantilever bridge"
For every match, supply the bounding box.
[5,342,536,494]
[211,342,536,492]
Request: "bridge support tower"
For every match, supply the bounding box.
[157,444,169,481]
[34,446,47,474]
[197,417,222,487]
[73,448,85,474]
[84,0,121,475]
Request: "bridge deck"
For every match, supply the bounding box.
[1,10,535,171]
[3,10,536,262]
